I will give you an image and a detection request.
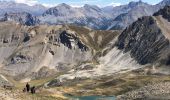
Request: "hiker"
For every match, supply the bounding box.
[26,83,30,92]
[31,86,36,94]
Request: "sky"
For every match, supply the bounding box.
[6,0,163,7]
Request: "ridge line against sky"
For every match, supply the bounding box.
[3,0,163,7]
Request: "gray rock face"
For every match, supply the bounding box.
[116,16,170,65]
[59,31,88,51]
[0,12,40,26]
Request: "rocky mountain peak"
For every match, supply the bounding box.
[42,3,73,17]
[115,6,170,65]
[153,5,170,21]
[128,0,148,8]
[108,1,154,30]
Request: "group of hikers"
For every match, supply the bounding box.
[23,83,36,94]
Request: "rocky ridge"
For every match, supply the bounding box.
[0,1,47,16]
[0,22,119,81]
[0,12,40,26]
[107,1,156,30]
[116,16,169,65]
[40,3,112,30]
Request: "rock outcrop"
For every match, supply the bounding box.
[116,16,169,65]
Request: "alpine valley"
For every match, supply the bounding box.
[0,0,169,100]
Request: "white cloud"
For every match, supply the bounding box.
[14,0,38,6]
[107,2,121,7]
[42,3,57,8]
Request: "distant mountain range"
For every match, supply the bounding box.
[107,0,170,30]
[0,0,170,30]
[0,1,47,16]
[0,12,40,26]
[106,1,156,30]
[39,3,112,30]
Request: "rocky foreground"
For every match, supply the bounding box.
[116,82,170,100]
[0,87,32,100]
[0,87,66,100]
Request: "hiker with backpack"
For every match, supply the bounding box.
[26,83,30,92]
